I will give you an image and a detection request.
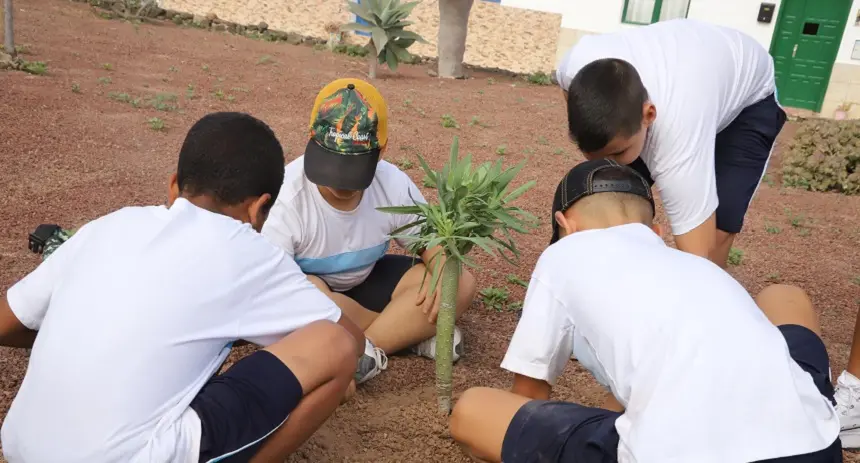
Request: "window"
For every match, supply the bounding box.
[621,0,690,25]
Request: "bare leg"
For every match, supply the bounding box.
[249,320,356,462]
[711,230,736,269]
[364,263,476,354]
[307,275,379,331]
[754,284,821,335]
[450,387,531,463]
[600,391,625,412]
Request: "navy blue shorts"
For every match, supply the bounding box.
[190,350,303,463]
[628,92,787,235]
[336,254,421,313]
[500,324,840,463]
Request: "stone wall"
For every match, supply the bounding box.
[155,0,563,74]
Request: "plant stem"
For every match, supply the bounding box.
[436,257,460,414]
[368,40,378,79]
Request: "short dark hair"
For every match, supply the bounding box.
[566,58,649,153]
[177,112,285,212]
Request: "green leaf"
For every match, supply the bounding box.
[386,42,413,63]
[377,205,423,215]
[347,1,377,24]
[371,27,389,56]
[503,180,536,203]
[384,46,399,71]
[388,29,427,43]
[340,22,374,33]
[364,0,382,14]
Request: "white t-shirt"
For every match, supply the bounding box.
[501,223,838,463]
[262,156,425,292]
[556,19,777,235]
[1,198,342,463]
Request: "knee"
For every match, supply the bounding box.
[305,320,357,374]
[450,387,486,441]
[755,284,812,310]
[456,269,477,314]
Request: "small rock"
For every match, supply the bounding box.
[192,14,210,27]
[235,25,246,34]
[267,30,289,41]
[205,12,218,21]
[258,21,268,31]
[178,12,193,20]
[549,70,559,85]
[212,23,228,32]
[144,6,164,18]
[285,32,303,45]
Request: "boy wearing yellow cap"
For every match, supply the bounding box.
[262,78,476,385]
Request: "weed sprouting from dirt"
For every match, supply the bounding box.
[767,272,782,283]
[396,157,414,170]
[469,116,490,128]
[852,275,860,286]
[487,77,496,85]
[232,87,250,93]
[102,63,113,70]
[553,148,564,156]
[186,84,196,99]
[108,92,132,103]
[537,136,549,145]
[201,64,210,72]
[441,114,459,129]
[98,76,112,85]
[21,61,48,75]
[765,224,781,234]
[147,117,165,131]
[526,71,552,86]
[480,287,510,312]
[71,82,82,94]
[169,65,179,73]
[333,44,370,58]
[495,145,507,156]
[727,247,744,266]
[257,55,274,65]
[505,274,528,288]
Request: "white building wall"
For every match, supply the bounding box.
[836,0,860,64]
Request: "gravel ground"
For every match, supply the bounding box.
[1,1,860,461]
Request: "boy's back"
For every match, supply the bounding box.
[504,223,838,462]
[2,198,340,462]
[558,19,775,135]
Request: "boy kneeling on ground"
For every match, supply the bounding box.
[2,112,364,463]
[260,78,477,385]
[450,159,841,462]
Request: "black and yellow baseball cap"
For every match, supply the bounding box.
[304,78,389,191]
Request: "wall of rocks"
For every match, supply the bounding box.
[152,0,563,74]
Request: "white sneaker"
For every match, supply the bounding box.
[410,326,463,362]
[355,339,388,385]
[835,370,860,448]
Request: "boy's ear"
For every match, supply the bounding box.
[642,102,657,127]
[247,194,272,232]
[167,173,180,206]
[554,211,576,238]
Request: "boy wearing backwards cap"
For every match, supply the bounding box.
[449,160,840,462]
[556,19,787,268]
[261,78,477,385]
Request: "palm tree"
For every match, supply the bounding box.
[378,135,537,413]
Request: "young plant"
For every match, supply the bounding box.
[480,287,509,311]
[341,0,427,79]
[378,135,537,414]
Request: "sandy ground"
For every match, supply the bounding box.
[1,1,860,461]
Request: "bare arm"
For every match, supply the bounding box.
[673,212,717,261]
[511,374,551,401]
[0,295,37,349]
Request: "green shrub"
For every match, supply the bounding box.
[782,119,860,195]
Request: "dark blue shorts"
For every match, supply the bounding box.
[190,350,303,463]
[336,254,421,313]
[628,92,787,234]
[500,324,840,463]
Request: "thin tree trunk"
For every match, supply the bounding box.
[437,0,473,79]
[436,257,460,414]
[368,40,378,79]
[3,0,14,57]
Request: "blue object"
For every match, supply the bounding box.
[354,0,371,37]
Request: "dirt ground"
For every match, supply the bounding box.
[1,1,860,461]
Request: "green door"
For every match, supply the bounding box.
[770,0,851,111]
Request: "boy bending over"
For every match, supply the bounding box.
[450,160,840,462]
[2,112,364,463]
[261,78,476,385]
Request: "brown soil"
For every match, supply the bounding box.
[1,1,860,461]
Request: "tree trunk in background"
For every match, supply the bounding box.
[437,0,473,79]
[3,0,14,57]
[368,40,378,79]
[435,258,460,414]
